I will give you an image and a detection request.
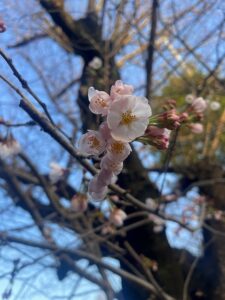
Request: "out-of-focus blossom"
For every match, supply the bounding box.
[77,130,106,156]
[49,162,66,183]
[110,195,119,202]
[145,198,158,210]
[210,101,221,111]
[0,136,21,159]
[185,94,194,104]
[190,97,207,114]
[214,210,223,221]
[110,80,134,100]
[106,138,132,162]
[71,193,88,212]
[0,18,6,33]
[189,123,204,134]
[149,213,165,233]
[88,57,103,70]
[109,208,127,227]
[107,95,152,142]
[163,194,177,202]
[88,87,111,116]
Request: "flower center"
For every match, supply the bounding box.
[88,136,100,149]
[121,111,136,125]
[95,97,107,108]
[111,141,124,154]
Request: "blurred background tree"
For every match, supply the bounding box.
[0,1,225,299]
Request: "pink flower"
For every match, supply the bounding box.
[100,154,123,175]
[109,208,127,227]
[98,168,117,186]
[107,95,152,142]
[49,162,66,183]
[110,80,134,100]
[77,130,106,156]
[71,194,88,212]
[190,97,207,114]
[189,123,203,134]
[106,138,132,162]
[88,87,111,116]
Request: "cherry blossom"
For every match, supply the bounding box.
[107,95,152,142]
[88,87,111,116]
[106,138,132,162]
[77,130,106,156]
[110,80,134,100]
[100,154,123,175]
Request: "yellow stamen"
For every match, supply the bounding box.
[88,136,100,149]
[95,97,107,108]
[121,110,136,125]
[111,141,124,154]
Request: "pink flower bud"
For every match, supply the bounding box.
[156,109,181,130]
[189,123,203,134]
[49,162,66,183]
[109,208,127,227]
[144,126,171,150]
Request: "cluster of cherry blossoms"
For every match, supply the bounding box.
[77,81,208,202]
[77,80,153,201]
